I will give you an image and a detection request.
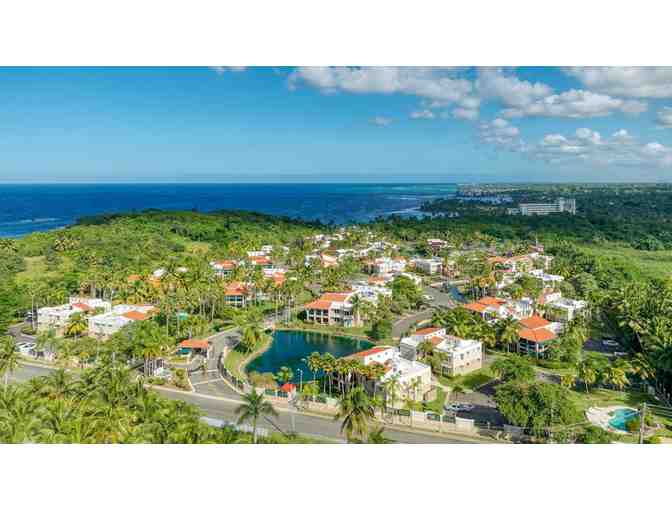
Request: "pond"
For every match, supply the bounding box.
[246,329,374,384]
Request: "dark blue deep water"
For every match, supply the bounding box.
[246,330,374,384]
[0,183,456,237]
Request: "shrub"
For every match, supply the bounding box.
[626,417,640,434]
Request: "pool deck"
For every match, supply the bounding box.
[586,405,637,435]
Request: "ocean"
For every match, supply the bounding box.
[0,183,456,238]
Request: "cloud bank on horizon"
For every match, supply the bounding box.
[287,67,672,171]
[1,66,672,182]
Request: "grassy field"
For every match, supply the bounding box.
[581,242,672,279]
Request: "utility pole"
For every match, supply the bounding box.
[639,403,647,444]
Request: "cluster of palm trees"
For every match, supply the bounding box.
[304,351,386,396]
[572,354,635,393]
[0,363,244,443]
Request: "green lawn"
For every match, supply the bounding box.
[581,242,672,279]
[439,367,494,391]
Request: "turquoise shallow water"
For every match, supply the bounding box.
[246,330,374,384]
[608,408,638,431]
[0,182,456,237]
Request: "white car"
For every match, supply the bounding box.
[444,403,475,412]
[602,339,619,347]
[424,294,435,301]
[15,342,36,355]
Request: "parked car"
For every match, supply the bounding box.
[602,339,619,347]
[423,294,434,301]
[15,342,36,355]
[444,402,474,412]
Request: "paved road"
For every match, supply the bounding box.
[422,285,457,308]
[392,309,434,338]
[154,388,483,443]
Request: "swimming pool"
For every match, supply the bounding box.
[608,408,639,431]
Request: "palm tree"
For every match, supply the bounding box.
[367,426,393,444]
[275,366,294,385]
[235,390,278,444]
[65,312,88,339]
[0,336,21,388]
[305,352,322,383]
[349,294,364,327]
[497,317,520,353]
[334,386,375,443]
[577,357,599,393]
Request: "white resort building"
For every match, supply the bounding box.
[37,298,112,334]
[87,304,157,339]
[400,327,483,376]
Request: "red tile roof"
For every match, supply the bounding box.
[72,303,92,312]
[519,315,551,329]
[249,256,272,265]
[519,327,556,343]
[179,339,209,350]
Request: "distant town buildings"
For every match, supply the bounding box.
[507,198,576,216]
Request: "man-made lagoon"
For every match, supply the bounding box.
[246,330,374,384]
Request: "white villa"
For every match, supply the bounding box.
[545,297,589,322]
[368,256,407,275]
[37,298,112,334]
[529,269,564,285]
[88,304,157,339]
[413,257,443,275]
[346,346,432,402]
[400,327,483,376]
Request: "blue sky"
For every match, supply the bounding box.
[1,66,672,183]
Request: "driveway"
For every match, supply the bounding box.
[422,285,457,308]
[392,309,434,338]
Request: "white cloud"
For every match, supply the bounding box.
[370,116,392,127]
[410,109,435,120]
[452,107,479,120]
[527,128,672,167]
[565,67,672,98]
[501,89,647,119]
[479,118,521,148]
[657,106,672,128]
[211,66,247,75]
[476,68,552,108]
[288,67,481,119]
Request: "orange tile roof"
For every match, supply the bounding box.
[479,296,506,306]
[279,383,297,393]
[519,327,556,343]
[215,260,237,269]
[415,327,442,336]
[321,292,351,302]
[179,338,209,350]
[225,282,248,296]
[349,346,391,359]
[249,256,271,265]
[127,274,142,282]
[463,302,488,313]
[519,315,551,329]
[72,303,92,312]
[122,311,149,321]
[305,300,332,310]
